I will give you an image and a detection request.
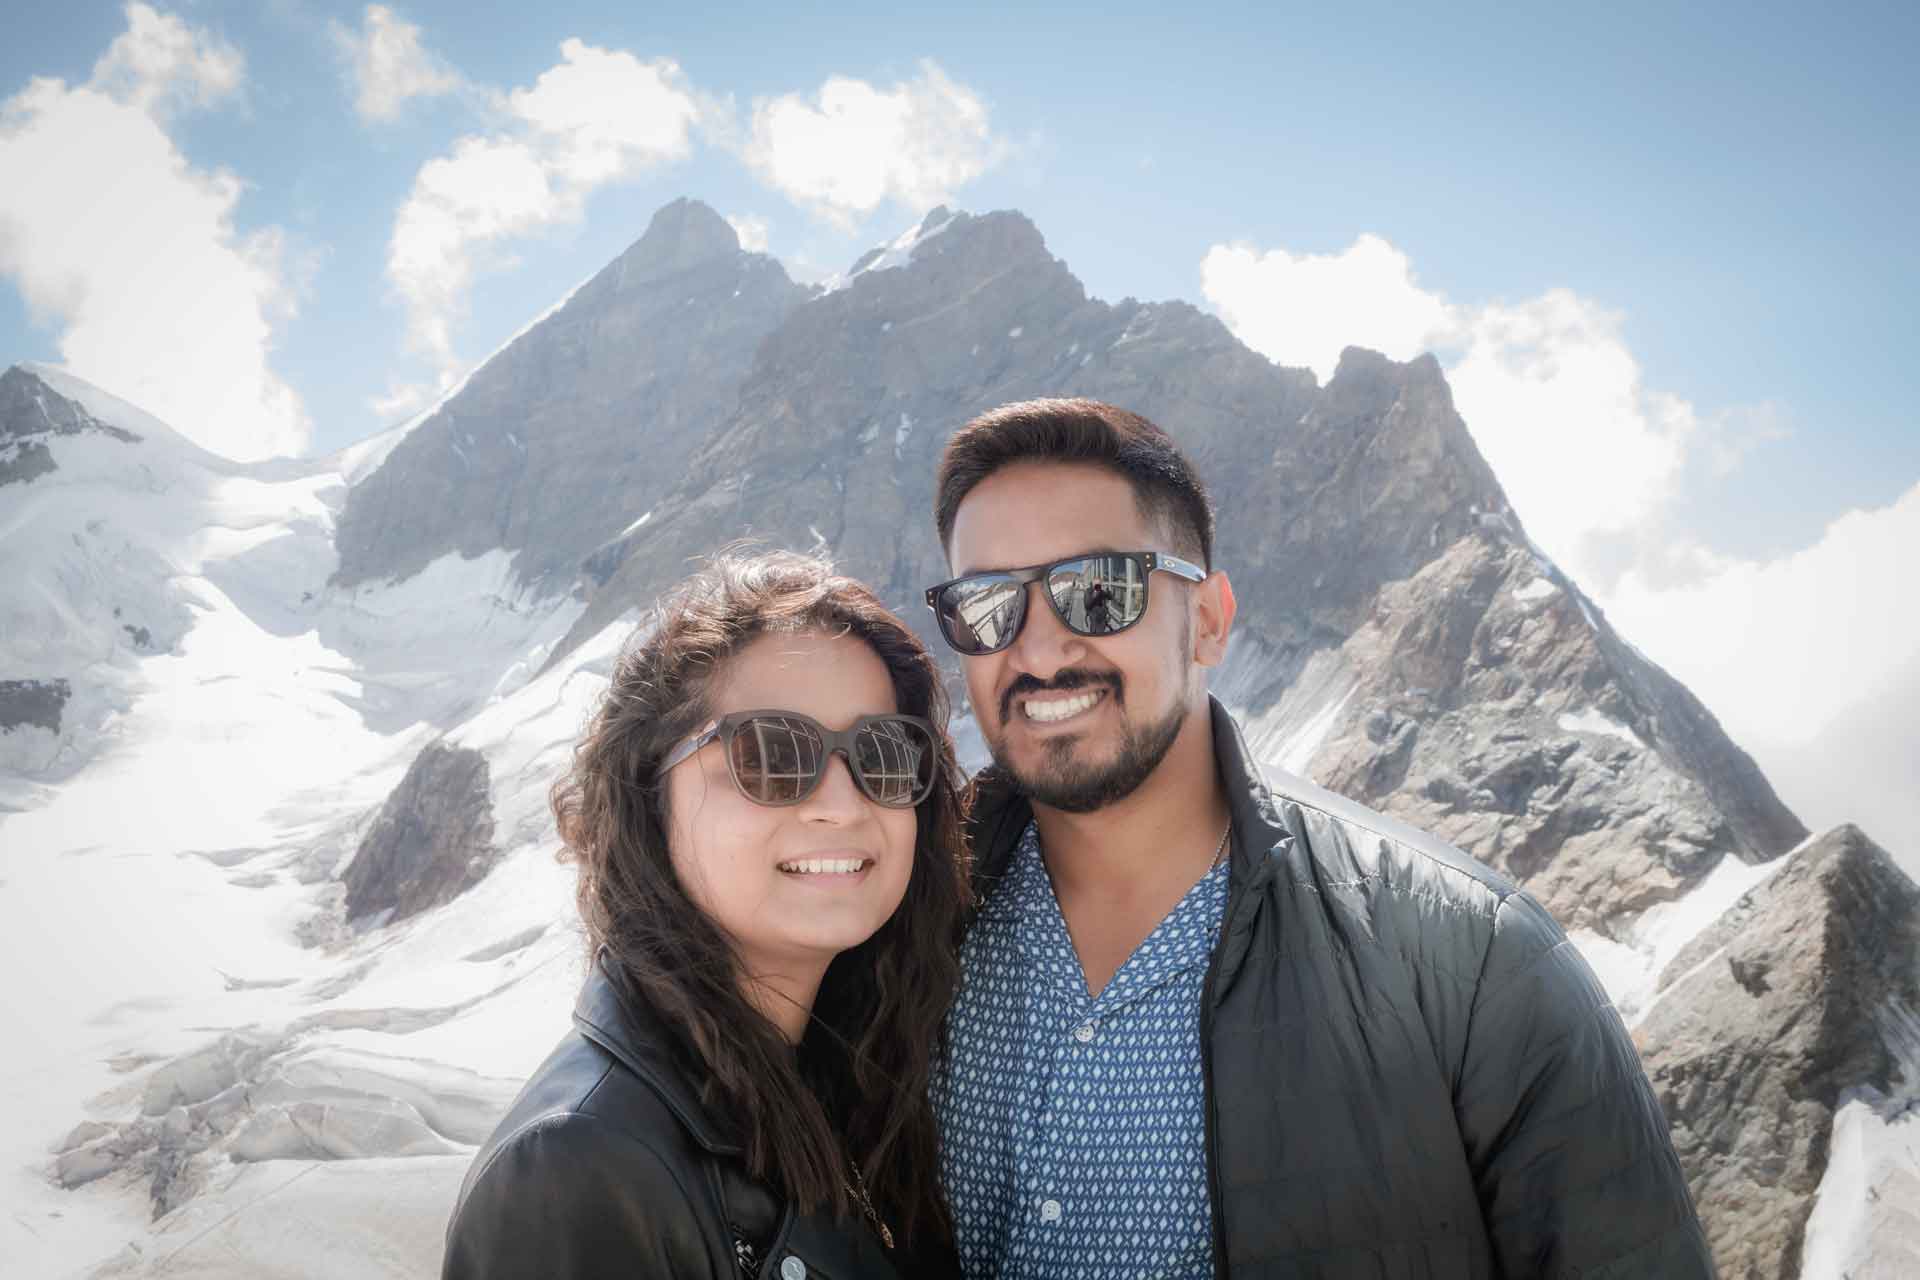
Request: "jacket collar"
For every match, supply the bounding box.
[571,954,744,1157]
[1206,693,1293,881]
[966,694,1291,903]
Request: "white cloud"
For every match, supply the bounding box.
[1200,235,1455,384]
[1445,289,1695,586]
[508,41,700,185]
[329,4,461,123]
[742,61,999,228]
[385,40,700,386]
[0,5,308,460]
[90,1,243,118]
[726,213,770,253]
[1604,482,1920,747]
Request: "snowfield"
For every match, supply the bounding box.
[0,373,613,1276]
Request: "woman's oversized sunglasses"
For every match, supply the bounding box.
[658,710,939,809]
[923,551,1207,657]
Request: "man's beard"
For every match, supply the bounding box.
[986,673,1190,814]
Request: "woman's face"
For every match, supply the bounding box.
[663,628,919,987]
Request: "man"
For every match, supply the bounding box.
[924,399,1712,1279]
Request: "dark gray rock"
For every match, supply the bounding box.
[331,198,810,592]
[341,740,496,924]
[0,677,70,733]
[1637,825,1920,1278]
[0,365,140,487]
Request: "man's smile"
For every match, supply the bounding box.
[1019,687,1107,725]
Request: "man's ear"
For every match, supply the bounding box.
[1192,570,1235,668]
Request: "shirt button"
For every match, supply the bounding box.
[1040,1198,1063,1223]
[1073,1020,1096,1043]
[780,1256,807,1280]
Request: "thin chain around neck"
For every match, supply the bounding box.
[1210,820,1233,870]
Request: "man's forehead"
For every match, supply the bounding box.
[948,463,1157,575]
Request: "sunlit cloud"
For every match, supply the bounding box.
[90,0,243,118]
[741,61,999,229]
[385,39,700,393]
[1200,235,1455,384]
[0,3,308,460]
[329,4,463,123]
[1604,482,1920,748]
[726,213,770,253]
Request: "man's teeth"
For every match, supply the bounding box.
[778,858,869,875]
[1023,690,1101,723]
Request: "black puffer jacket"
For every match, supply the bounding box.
[963,697,1715,1278]
[443,961,915,1280]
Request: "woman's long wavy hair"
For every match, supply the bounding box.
[552,549,968,1252]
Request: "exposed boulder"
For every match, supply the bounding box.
[1,677,70,733]
[341,741,496,924]
[1636,824,1920,1278]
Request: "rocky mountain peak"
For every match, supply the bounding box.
[613,196,745,286]
[331,197,810,593]
[1638,824,1920,1277]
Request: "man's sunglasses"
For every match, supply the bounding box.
[658,710,939,809]
[924,551,1207,657]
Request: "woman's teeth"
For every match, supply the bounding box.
[1023,690,1101,723]
[778,858,870,875]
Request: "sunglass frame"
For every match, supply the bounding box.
[923,550,1207,656]
[658,709,940,808]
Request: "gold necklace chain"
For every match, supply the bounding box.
[845,1160,893,1250]
[1210,820,1233,869]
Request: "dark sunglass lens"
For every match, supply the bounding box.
[940,578,1024,654]
[853,719,935,806]
[1049,555,1147,636]
[730,716,823,803]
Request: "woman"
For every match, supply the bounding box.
[443,550,969,1279]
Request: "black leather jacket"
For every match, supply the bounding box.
[443,962,912,1280]
[962,697,1715,1278]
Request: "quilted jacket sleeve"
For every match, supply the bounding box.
[442,1112,720,1279]
[1454,891,1716,1279]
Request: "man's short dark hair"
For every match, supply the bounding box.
[934,398,1215,569]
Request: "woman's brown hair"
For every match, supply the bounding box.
[551,548,968,1252]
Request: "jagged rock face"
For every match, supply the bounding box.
[1288,534,1805,930]
[1636,825,1920,1279]
[0,364,141,486]
[541,204,1804,934]
[331,198,811,592]
[341,741,496,924]
[559,206,1321,653]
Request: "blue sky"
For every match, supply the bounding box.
[3,2,1917,851]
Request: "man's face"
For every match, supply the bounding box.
[946,461,1216,813]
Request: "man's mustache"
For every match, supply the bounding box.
[1000,669,1123,723]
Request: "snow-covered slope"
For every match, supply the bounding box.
[0,366,606,1277]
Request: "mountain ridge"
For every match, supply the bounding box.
[4,196,1907,1278]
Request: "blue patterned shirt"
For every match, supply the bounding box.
[934,822,1229,1280]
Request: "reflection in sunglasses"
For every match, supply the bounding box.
[727,714,931,806]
